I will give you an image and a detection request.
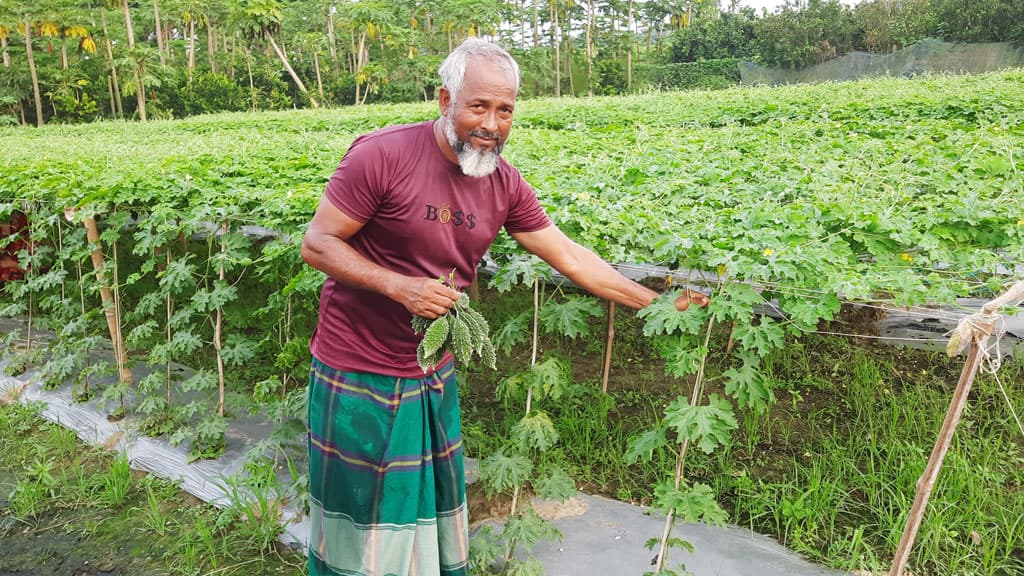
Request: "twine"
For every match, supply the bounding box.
[946,281,1024,440]
[946,281,1024,366]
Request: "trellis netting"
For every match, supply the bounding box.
[740,39,1024,85]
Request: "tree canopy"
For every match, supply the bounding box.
[0,0,1020,125]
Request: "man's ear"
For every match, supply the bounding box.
[438,86,451,116]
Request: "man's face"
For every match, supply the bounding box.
[440,57,517,178]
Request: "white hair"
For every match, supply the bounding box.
[438,38,520,105]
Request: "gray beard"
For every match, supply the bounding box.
[443,114,502,178]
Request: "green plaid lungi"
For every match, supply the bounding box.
[307,356,469,576]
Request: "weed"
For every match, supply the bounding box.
[98,452,133,507]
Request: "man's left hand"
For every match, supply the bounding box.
[674,289,710,311]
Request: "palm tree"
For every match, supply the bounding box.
[170,0,209,77]
[229,0,318,108]
[0,1,44,125]
[340,0,393,105]
[96,1,124,118]
[106,0,147,120]
[151,0,166,64]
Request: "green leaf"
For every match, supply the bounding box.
[169,330,203,356]
[478,449,532,496]
[222,335,257,367]
[663,394,737,454]
[181,370,217,393]
[639,292,708,336]
[505,557,545,576]
[497,357,568,404]
[208,281,239,310]
[780,292,841,329]
[662,342,708,378]
[624,424,668,464]
[133,291,164,319]
[709,283,761,323]
[527,357,569,401]
[722,350,774,414]
[539,295,603,340]
[159,255,196,293]
[734,317,785,357]
[169,308,195,331]
[126,320,159,348]
[492,310,531,355]
[469,527,503,573]
[512,410,559,452]
[533,466,575,503]
[653,481,727,525]
[503,510,562,550]
[137,372,166,395]
[489,256,550,292]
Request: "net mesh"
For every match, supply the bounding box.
[740,39,1024,85]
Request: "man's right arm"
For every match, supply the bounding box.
[300,200,461,319]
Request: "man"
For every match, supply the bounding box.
[300,38,708,576]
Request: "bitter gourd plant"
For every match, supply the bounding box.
[412,293,497,372]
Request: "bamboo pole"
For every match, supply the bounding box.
[887,332,987,576]
[214,221,228,417]
[888,281,1024,576]
[601,300,615,393]
[82,216,132,388]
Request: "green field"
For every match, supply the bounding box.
[2,71,1023,575]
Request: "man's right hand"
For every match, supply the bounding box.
[393,276,463,319]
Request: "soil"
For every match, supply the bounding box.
[0,466,165,576]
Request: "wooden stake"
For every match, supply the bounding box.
[214,221,228,417]
[601,300,615,394]
[82,216,132,387]
[888,283,1024,575]
[887,333,987,576]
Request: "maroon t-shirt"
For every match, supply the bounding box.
[310,120,551,377]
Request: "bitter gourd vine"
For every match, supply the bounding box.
[413,294,497,372]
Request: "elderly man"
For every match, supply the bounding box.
[300,38,707,576]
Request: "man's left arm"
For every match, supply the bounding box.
[511,225,709,311]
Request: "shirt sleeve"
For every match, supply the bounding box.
[503,169,552,234]
[323,134,389,223]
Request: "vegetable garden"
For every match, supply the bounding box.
[2,69,1023,575]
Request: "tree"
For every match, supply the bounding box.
[228,0,318,108]
[754,0,859,68]
[338,0,393,105]
[169,0,209,77]
[668,7,756,62]
[0,3,45,126]
[96,1,124,118]
[109,0,147,121]
[929,0,1024,43]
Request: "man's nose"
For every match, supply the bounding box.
[480,109,498,133]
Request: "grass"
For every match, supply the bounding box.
[0,400,307,576]
[4,281,1023,575]
[461,290,1024,576]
